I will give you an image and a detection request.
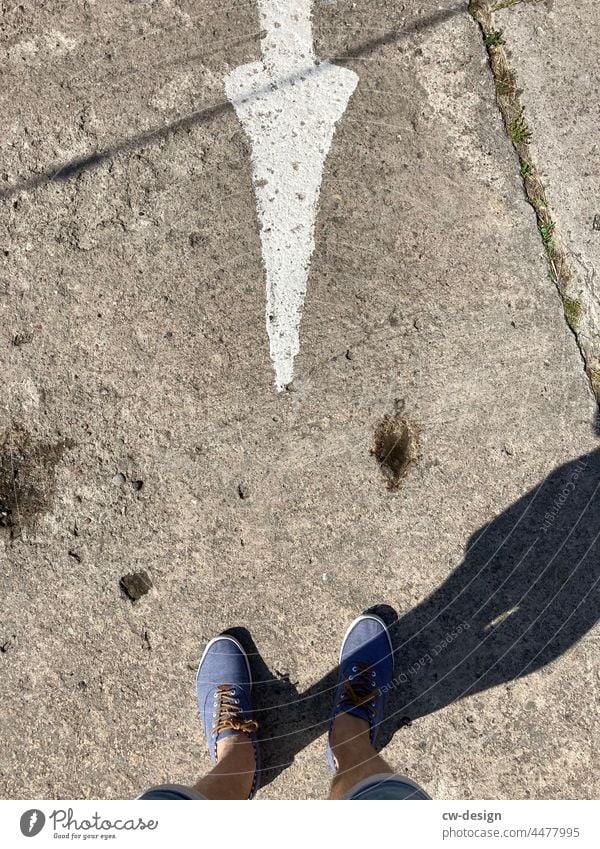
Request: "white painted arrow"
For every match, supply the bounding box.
[225,0,358,391]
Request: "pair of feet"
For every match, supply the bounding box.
[197,614,394,799]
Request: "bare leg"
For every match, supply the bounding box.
[328,713,393,800]
[192,733,256,800]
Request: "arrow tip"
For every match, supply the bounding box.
[274,355,294,393]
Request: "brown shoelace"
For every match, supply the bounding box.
[341,662,380,715]
[212,684,259,737]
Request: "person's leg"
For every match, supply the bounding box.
[328,712,393,799]
[192,732,256,800]
[139,733,256,801]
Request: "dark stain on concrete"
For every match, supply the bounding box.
[0,425,75,538]
[372,414,420,489]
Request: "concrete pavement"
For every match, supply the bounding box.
[0,0,598,799]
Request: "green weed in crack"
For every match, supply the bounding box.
[563,296,582,329]
[538,219,555,248]
[469,0,599,403]
[508,110,532,144]
[484,29,505,47]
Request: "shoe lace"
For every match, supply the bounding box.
[340,662,379,717]
[212,684,259,736]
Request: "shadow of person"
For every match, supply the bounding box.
[224,413,600,787]
[378,425,600,744]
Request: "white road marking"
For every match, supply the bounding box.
[225,0,358,391]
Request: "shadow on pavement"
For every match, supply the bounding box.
[228,412,600,788]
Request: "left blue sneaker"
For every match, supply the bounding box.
[196,634,260,798]
[326,613,394,772]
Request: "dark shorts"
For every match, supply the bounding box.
[139,774,430,801]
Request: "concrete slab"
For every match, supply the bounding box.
[497,0,600,389]
[0,0,598,800]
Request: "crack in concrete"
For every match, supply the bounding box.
[469,0,599,404]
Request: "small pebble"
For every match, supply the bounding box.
[1,635,16,653]
[593,214,600,231]
[238,482,249,499]
[189,232,207,247]
[112,472,126,486]
[131,480,144,491]
[120,570,153,601]
[12,331,33,347]
[0,505,11,528]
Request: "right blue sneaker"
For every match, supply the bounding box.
[196,634,260,798]
[326,613,394,772]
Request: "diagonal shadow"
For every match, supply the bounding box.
[227,413,600,789]
[0,4,468,201]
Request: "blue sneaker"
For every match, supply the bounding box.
[326,614,394,772]
[196,634,260,798]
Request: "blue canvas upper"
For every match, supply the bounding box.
[196,635,260,797]
[327,614,394,771]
